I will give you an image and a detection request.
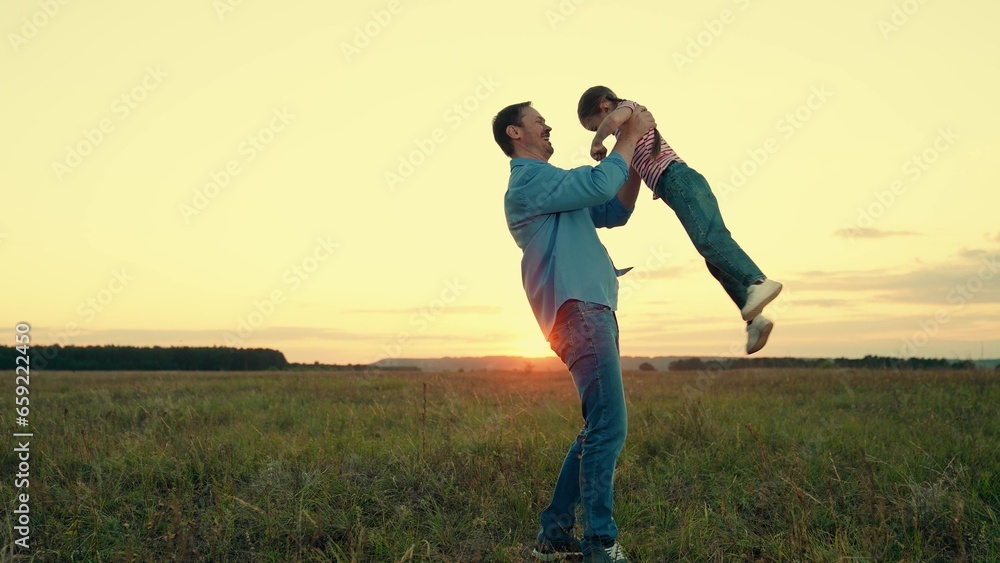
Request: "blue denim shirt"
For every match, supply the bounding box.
[504,152,633,339]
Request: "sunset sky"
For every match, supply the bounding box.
[3,0,999,365]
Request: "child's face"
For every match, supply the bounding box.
[580,101,612,132]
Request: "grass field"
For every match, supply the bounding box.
[1,368,998,561]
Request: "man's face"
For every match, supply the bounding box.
[509,106,553,160]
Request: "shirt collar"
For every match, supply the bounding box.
[510,157,546,169]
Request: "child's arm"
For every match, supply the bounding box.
[591,106,635,161]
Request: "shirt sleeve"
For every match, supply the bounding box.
[521,153,629,216]
[611,100,639,138]
[617,100,638,112]
[589,194,633,229]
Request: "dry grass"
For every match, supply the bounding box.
[1,368,997,561]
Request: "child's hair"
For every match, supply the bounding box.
[577,85,661,157]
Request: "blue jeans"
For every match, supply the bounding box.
[655,161,765,310]
[539,300,627,554]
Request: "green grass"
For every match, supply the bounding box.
[1,368,997,561]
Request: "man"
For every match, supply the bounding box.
[492,101,655,563]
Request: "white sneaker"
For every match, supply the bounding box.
[583,541,630,563]
[741,278,782,321]
[746,315,773,355]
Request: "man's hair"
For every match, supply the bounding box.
[492,102,532,157]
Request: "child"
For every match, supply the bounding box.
[578,86,782,354]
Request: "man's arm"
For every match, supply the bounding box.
[510,109,654,218]
[591,107,634,161]
[590,167,641,229]
[515,154,630,217]
[617,166,641,210]
[610,106,655,167]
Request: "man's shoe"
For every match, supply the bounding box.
[741,278,782,321]
[532,537,582,561]
[582,541,630,563]
[746,315,773,355]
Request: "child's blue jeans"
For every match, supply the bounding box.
[655,161,766,310]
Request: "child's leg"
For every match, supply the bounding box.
[655,162,765,310]
[705,260,748,310]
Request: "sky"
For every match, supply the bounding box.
[3,0,999,365]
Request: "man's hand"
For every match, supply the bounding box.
[591,139,608,161]
[617,105,656,142]
[609,105,656,166]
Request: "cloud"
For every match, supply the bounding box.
[387,331,517,344]
[90,328,225,342]
[344,305,505,315]
[794,298,850,308]
[790,268,899,292]
[959,248,990,260]
[243,327,371,340]
[643,265,695,280]
[833,227,919,239]
[791,245,1000,305]
[58,326,371,345]
[624,314,737,335]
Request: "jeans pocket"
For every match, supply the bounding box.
[577,302,611,317]
[549,317,592,371]
[549,301,611,369]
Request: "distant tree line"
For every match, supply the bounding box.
[829,355,976,370]
[286,362,419,372]
[669,357,826,371]
[668,355,978,371]
[0,345,288,371]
